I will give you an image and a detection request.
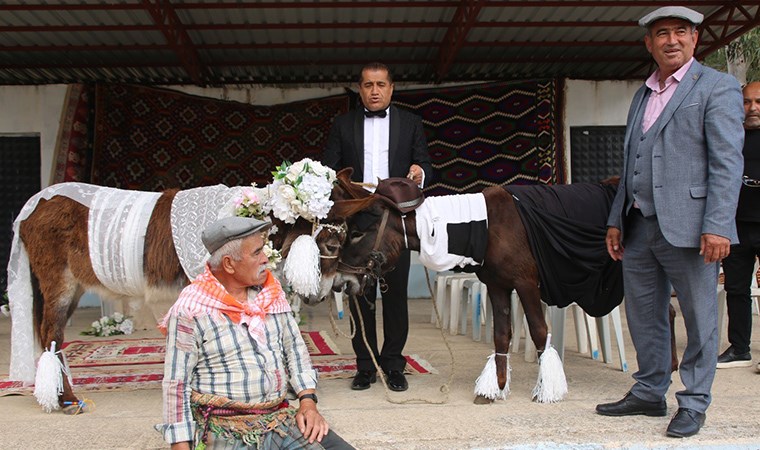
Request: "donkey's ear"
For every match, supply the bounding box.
[328,197,377,220]
[337,167,354,182]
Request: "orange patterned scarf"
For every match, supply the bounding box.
[159,265,290,345]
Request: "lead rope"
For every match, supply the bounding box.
[326,267,456,405]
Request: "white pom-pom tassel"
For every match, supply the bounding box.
[532,333,568,403]
[34,341,65,413]
[284,234,320,297]
[474,352,510,400]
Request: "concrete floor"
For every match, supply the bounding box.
[1,296,759,450]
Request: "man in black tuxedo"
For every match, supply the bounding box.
[322,62,432,392]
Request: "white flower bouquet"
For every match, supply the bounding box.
[81,312,134,337]
[266,159,337,224]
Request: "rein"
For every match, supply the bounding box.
[339,207,417,294]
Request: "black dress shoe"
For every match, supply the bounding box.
[596,391,667,417]
[384,370,408,392]
[351,370,377,391]
[666,408,706,438]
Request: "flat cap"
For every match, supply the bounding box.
[201,216,271,254]
[639,6,703,28]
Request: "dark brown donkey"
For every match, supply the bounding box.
[326,170,677,403]
[8,184,343,412]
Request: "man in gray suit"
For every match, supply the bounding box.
[596,6,745,438]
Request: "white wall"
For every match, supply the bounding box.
[562,79,641,181]
[169,84,347,106]
[0,85,68,188]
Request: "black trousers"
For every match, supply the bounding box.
[349,249,410,373]
[722,220,760,354]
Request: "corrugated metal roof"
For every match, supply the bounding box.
[0,1,758,86]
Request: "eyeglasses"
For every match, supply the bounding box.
[742,175,760,188]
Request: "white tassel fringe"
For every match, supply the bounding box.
[532,333,568,403]
[474,352,510,400]
[34,341,65,413]
[284,234,321,297]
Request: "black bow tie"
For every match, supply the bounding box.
[364,108,387,118]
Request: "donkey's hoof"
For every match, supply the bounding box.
[473,395,493,405]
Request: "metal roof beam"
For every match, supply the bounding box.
[435,0,485,81]
[141,0,207,85]
[5,19,754,34]
[1,1,746,11]
[696,5,760,60]
[0,54,648,70]
[0,40,644,53]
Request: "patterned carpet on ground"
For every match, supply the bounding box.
[0,332,434,395]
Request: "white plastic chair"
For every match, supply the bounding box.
[433,271,628,371]
[432,272,478,331]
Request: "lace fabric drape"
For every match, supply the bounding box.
[9,183,102,383]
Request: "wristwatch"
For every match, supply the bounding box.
[298,393,318,404]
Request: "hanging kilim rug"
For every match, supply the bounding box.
[0,331,341,395]
[51,83,95,184]
[92,84,349,191]
[394,79,564,196]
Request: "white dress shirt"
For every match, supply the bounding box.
[362,108,390,191]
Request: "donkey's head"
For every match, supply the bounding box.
[328,171,423,296]
[269,212,346,306]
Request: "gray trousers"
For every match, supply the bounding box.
[623,211,720,413]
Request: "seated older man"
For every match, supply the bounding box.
[155,216,354,449]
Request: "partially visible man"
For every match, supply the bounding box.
[322,62,432,392]
[155,216,354,449]
[597,6,744,439]
[717,81,760,371]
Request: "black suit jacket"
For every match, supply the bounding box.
[322,104,433,187]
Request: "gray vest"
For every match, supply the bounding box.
[626,92,660,218]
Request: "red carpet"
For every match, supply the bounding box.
[0,330,341,395]
[1,333,435,395]
[311,354,437,380]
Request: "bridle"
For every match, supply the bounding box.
[336,206,414,294]
[311,221,346,259]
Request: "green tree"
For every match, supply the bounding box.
[704,27,760,84]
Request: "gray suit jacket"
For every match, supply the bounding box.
[607,61,745,248]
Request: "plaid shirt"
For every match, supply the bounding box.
[155,291,317,445]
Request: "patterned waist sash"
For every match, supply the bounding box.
[190,391,292,450]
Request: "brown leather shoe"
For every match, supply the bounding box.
[666,408,705,438]
[596,391,667,417]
